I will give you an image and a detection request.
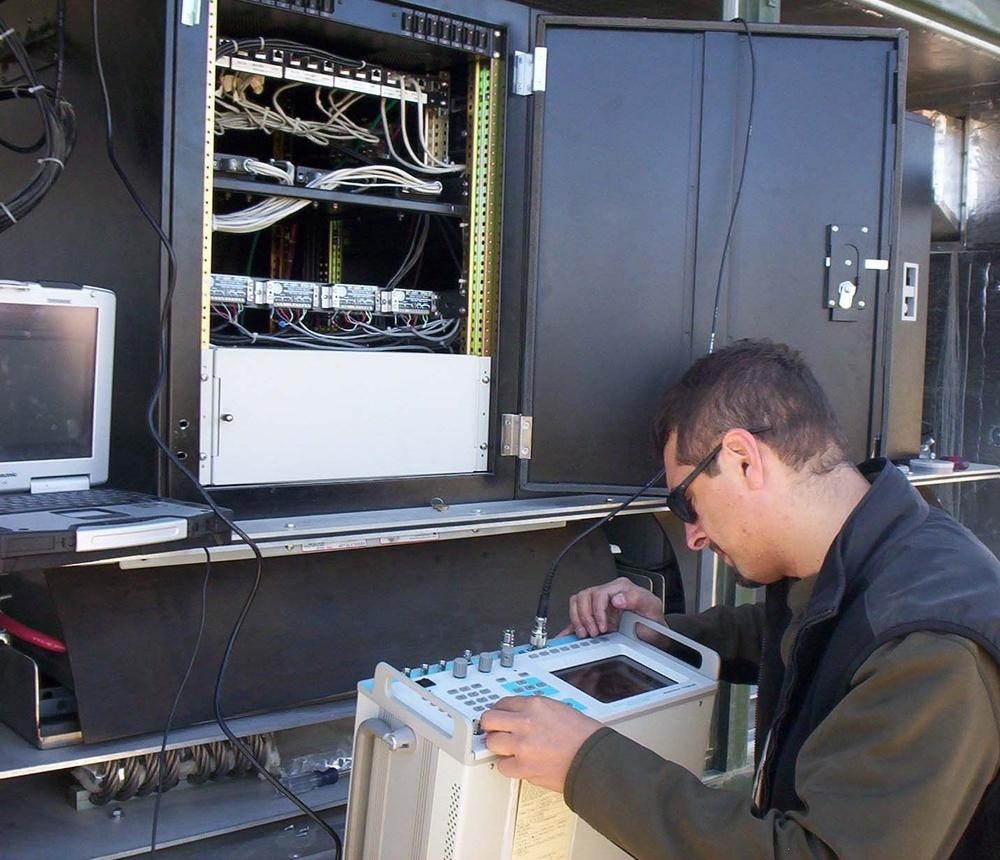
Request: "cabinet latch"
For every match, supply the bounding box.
[513,48,547,95]
[501,414,533,458]
[824,224,887,322]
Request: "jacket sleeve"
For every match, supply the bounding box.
[666,601,764,684]
[563,632,1000,860]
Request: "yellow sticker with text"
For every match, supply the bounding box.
[511,780,575,860]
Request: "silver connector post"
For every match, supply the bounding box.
[530,616,547,650]
[500,628,516,667]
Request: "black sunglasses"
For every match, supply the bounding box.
[666,427,771,525]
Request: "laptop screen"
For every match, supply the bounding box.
[0,303,98,462]
[0,282,115,493]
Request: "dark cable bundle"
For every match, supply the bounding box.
[0,7,76,233]
[73,733,275,806]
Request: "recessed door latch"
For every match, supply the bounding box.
[824,224,887,321]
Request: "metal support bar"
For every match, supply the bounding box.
[722,0,780,23]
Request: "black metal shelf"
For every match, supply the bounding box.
[213,177,470,217]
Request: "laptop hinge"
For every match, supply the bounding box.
[30,476,90,494]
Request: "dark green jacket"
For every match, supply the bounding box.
[564,460,1000,858]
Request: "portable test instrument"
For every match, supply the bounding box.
[345,612,719,859]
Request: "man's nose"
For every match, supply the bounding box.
[684,519,710,552]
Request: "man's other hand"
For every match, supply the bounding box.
[481,696,601,793]
[560,575,664,639]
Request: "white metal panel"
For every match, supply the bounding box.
[206,348,490,485]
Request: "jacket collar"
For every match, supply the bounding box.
[805,458,929,620]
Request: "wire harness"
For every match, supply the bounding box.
[0,11,76,233]
[216,75,381,146]
[212,163,442,233]
[70,733,276,806]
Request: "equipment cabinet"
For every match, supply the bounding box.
[163,0,918,517]
[1,0,918,510]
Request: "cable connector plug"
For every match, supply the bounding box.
[530,616,547,650]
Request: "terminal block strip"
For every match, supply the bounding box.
[209,274,439,316]
[216,42,451,108]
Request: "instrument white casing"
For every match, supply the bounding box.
[346,612,719,859]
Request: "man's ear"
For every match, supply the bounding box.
[721,428,765,490]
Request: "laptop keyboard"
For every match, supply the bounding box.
[0,488,151,513]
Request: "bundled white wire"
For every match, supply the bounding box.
[289,315,460,347]
[213,165,442,233]
[242,158,294,185]
[380,77,465,175]
[213,315,459,352]
[212,300,459,349]
[215,78,379,146]
[313,86,379,143]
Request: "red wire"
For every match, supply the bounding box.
[0,610,67,653]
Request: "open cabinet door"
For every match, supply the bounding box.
[520,19,703,494]
[520,17,903,494]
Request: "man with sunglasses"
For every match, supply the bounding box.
[481,339,1000,859]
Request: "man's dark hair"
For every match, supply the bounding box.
[653,339,850,473]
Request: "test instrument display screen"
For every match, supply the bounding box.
[552,655,677,704]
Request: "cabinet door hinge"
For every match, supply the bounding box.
[501,414,533,458]
[513,48,547,95]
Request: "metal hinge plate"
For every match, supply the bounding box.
[501,414,533,458]
[513,48,547,95]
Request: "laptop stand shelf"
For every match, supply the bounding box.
[0,644,81,749]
